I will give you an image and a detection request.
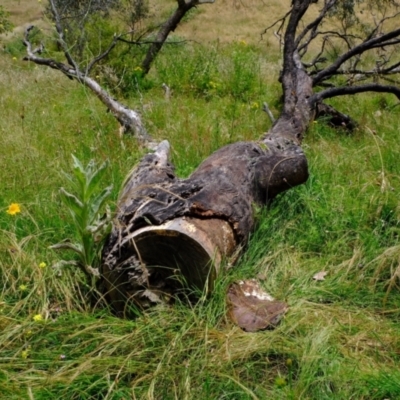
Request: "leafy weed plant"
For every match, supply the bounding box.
[51,155,112,289]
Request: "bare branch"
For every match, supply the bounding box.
[315,102,357,131]
[311,83,400,104]
[295,0,337,53]
[140,0,215,74]
[86,34,120,75]
[49,0,80,74]
[23,26,76,79]
[313,27,400,85]
[365,10,400,42]
[23,25,152,143]
[260,9,292,45]
[117,36,189,46]
[300,30,361,60]
[281,0,313,115]
[262,102,275,123]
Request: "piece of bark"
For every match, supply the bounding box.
[227,279,288,332]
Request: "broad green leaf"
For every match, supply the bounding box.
[60,187,84,212]
[71,154,87,195]
[50,240,84,257]
[89,184,113,223]
[85,159,110,200]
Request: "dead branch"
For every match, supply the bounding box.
[315,102,357,131]
[262,102,275,123]
[311,83,400,104]
[141,0,215,74]
[22,15,151,143]
[312,27,400,85]
[86,34,120,75]
[295,0,337,54]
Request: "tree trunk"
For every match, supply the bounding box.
[100,0,318,314]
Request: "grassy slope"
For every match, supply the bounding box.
[1,2,400,399]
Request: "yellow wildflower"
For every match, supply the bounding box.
[7,203,21,215]
[12,57,17,61]
[19,284,28,292]
[39,262,47,269]
[250,101,259,110]
[33,314,44,322]
[134,66,143,72]
[239,40,247,46]
[21,350,30,359]
[275,376,286,388]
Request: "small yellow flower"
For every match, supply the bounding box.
[12,57,17,61]
[39,262,47,269]
[250,101,259,110]
[33,314,44,322]
[25,330,33,337]
[239,40,247,46]
[134,66,143,72]
[286,358,293,367]
[275,376,287,388]
[19,284,28,292]
[21,350,30,359]
[7,203,21,215]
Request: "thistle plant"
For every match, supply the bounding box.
[51,155,112,288]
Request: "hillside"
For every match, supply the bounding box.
[3,0,295,45]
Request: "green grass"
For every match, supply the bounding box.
[1,13,400,400]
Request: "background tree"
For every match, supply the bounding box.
[23,0,214,139]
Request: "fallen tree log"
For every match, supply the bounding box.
[101,135,309,313]
[101,48,313,314]
[100,0,400,314]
